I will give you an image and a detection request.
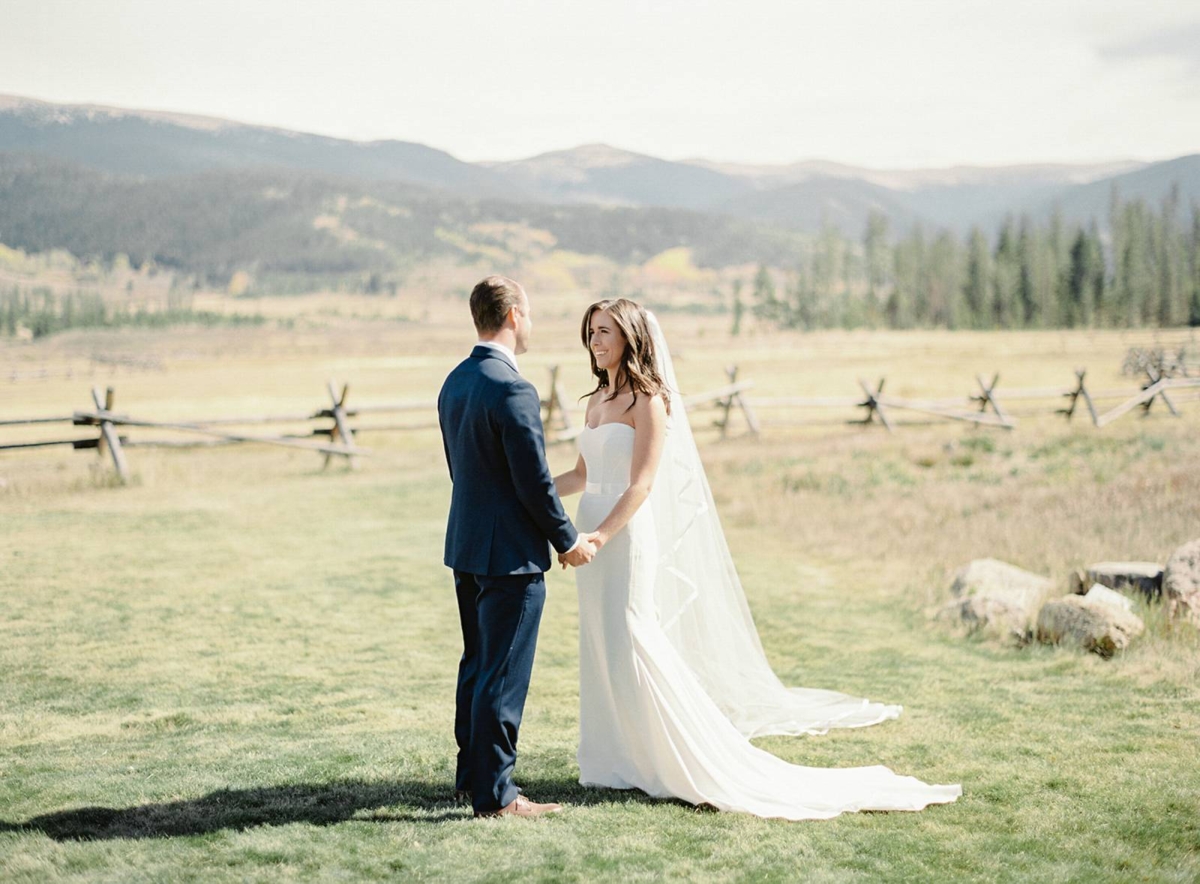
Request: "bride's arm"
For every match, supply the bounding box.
[552,393,595,496]
[553,393,595,497]
[591,394,666,548]
[554,453,587,497]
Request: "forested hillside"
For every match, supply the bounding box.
[0,154,805,283]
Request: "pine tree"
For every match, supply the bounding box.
[1190,205,1200,327]
[928,231,964,328]
[1,287,14,336]
[789,267,817,330]
[751,264,782,324]
[889,225,925,329]
[993,219,1021,328]
[730,279,745,336]
[812,222,844,328]
[1158,185,1186,327]
[863,210,891,328]
[1016,217,1038,327]
[963,228,991,328]
[1066,226,1104,328]
[839,228,866,329]
[1116,200,1155,327]
[1047,207,1070,328]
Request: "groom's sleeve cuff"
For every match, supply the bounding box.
[562,534,582,555]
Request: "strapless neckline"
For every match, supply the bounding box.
[583,422,635,433]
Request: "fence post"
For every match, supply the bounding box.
[972,372,1012,426]
[323,380,356,470]
[716,366,738,438]
[1059,369,1099,426]
[1141,366,1180,417]
[91,386,129,484]
[855,378,893,432]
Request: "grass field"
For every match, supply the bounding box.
[2,310,1199,882]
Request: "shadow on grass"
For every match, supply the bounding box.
[0,777,684,841]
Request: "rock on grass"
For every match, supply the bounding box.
[1164,539,1200,626]
[1036,594,1145,658]
[938,558,1055,643]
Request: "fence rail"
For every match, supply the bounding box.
[4,364,1200,483]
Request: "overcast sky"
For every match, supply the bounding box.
[2,0,1198,168]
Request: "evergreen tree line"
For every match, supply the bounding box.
[741,191,1200,332]
[1,287,265,338]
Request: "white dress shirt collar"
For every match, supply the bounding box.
[476,339,519,372]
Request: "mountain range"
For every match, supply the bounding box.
[4,94,1197,237]
[1,93,1199,289]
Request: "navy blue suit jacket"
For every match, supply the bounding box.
[438,346,578,575]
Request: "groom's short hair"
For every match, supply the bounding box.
[470,276,524,333]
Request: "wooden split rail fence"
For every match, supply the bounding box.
[0,380,433,483]
[540,363,1200,441]
[4,367,1200,482]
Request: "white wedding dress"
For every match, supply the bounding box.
[570,317,961,820]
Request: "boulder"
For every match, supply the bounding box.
[1082,584,1134,613]
[1164,539,1200,626]
[1081,562,1163,600]
[939,559,1056,642]
[1036,595,1144,657]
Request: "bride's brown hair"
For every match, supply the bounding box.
[580,298,671,415]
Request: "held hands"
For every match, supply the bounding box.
[560,531,604,569]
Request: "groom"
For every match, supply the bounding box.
[438,275,598,819]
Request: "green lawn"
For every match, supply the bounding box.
[3,356,1200,881]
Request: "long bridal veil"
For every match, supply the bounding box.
[644,313,901,738]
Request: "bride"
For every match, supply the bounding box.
[552,298,961,820]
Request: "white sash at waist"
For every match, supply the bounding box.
[585,481,628,496]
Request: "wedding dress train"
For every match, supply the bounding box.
[572,374,960,819]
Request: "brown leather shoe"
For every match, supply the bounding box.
[474,795,563,819]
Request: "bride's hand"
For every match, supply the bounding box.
[561,533,602,569]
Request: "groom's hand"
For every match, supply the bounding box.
[560,532,601,568]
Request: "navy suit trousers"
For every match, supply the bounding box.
[453,570,546,814]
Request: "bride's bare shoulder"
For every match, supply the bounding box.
[583,390,601,419]
[631,390,667,428]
